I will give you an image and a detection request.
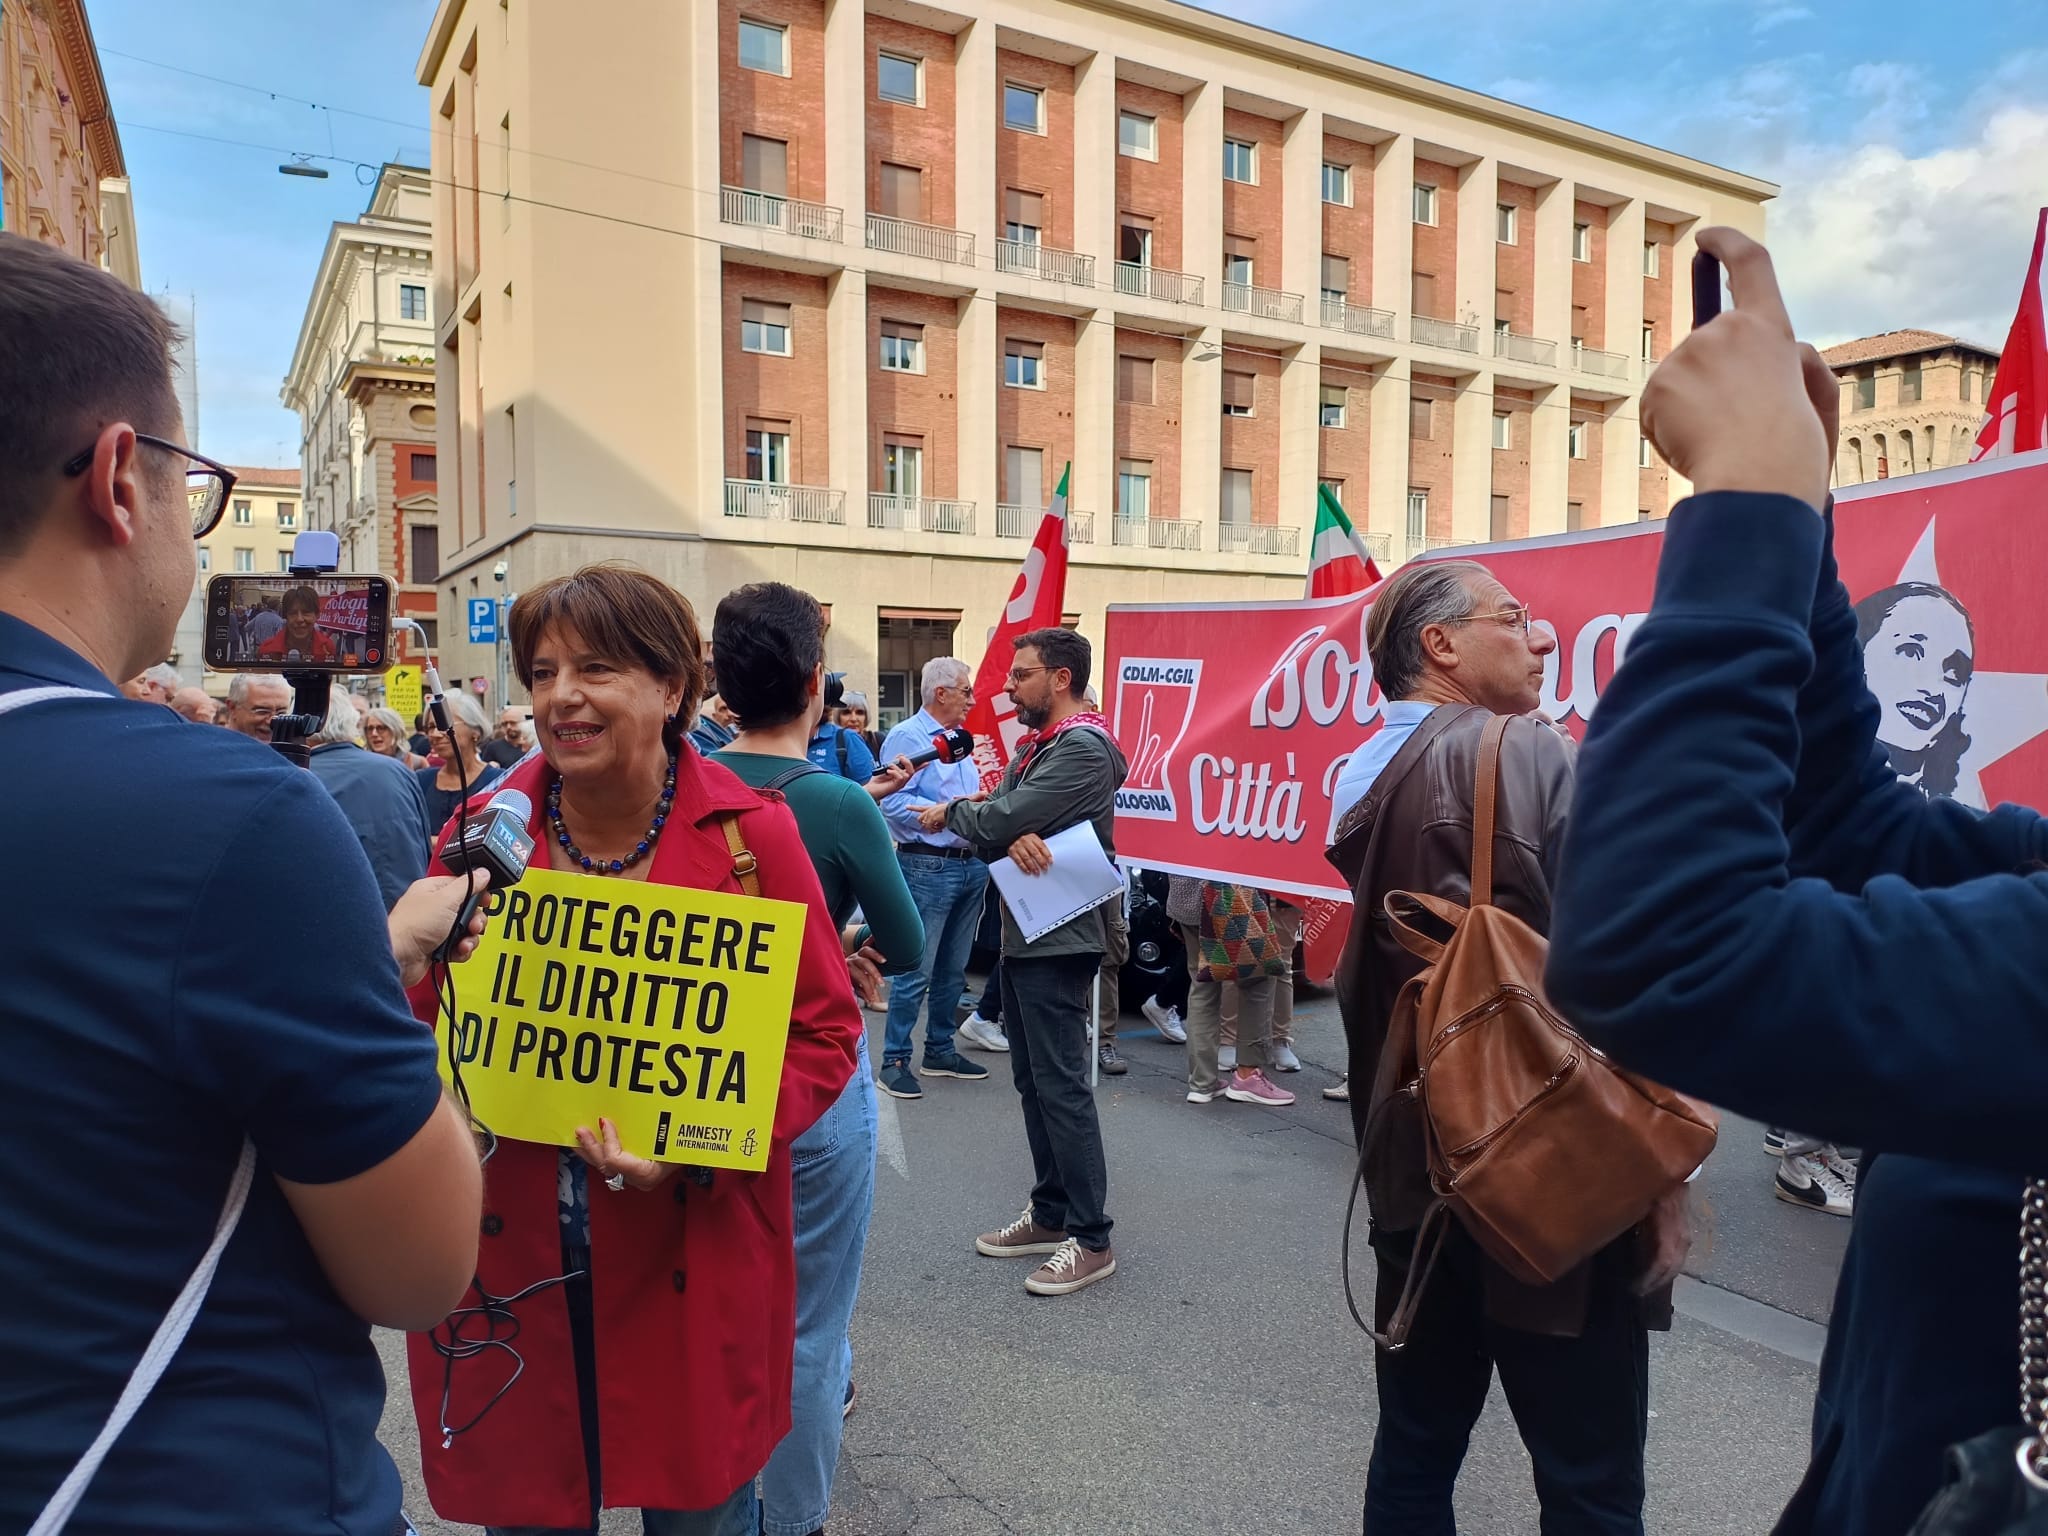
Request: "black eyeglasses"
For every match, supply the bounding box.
[62,433,239,540]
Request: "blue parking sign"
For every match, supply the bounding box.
[468,597,499,644]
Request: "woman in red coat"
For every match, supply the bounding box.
[405,565,862,1535]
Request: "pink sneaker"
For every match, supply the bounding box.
[1224,1070,1296,1107]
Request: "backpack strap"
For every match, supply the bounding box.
[761,760,824,796]
[1470,714,1510,910]
[835,730,850,778]
[718,812,762,899]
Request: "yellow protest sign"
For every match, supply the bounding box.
[385,664,423,723]
[439,866,808,1171]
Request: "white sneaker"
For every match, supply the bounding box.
[1776,1149,1854,1216]
[1218,1045,1237,1072]
[957,1013,1010,1053]
[1271,1044,1302,1072]
[1142,995,1187,1043]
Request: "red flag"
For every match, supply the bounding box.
[966,463,1073,788]
[1973,208,2048,461]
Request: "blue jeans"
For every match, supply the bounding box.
[883,854,988,1065]
[760,1035,878,1535]
[485,1481,755,1536]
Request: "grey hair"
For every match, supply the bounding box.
[1364,559,1491,701]
[441,691,489,738]
[920,656,971,703]
[365,706,409,747]
[142,662,181,691]
[309,689,366,747]
[226,673,292,705]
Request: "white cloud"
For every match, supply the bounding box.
[1753,4,1814,32]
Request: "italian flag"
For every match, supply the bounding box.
[1305,482,1383,599]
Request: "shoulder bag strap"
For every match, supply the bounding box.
[0,684,104,718]
[761,760,824,795]
[1470,714,1510,910]
[718,812,763,899]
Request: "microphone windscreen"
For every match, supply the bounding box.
[484,787,533,820]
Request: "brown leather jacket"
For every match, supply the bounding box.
[1327,703,1668,1336]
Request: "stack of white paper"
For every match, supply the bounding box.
[988,821,1124,943]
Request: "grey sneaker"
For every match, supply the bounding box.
[1271,1043,1302,1072]
[976,1207,1068,1258]
[1098,1043,1128,1075]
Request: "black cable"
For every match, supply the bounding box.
[429,1266,586,1449]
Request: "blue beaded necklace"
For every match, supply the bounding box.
[546,755,677,874]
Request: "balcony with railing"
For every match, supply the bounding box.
[868,493,975,534]
[1000,505,1096,543]
[723,479,846,526]
[719,187,844,243]
[996,240,1094,287]
[1111,515,1201,551]
[866,214,974,267]
[1360,531,1393,563]
[1320,297,1397,340]
[1218,522,1303,556]
[1114,262,1203,305]
[1222,281,1304,324]
[1411,315,1481,354]
[1493,330,1558,369]
[1405,533,1476,561]
[1571,344,1630,380]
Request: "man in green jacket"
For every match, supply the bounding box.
[921,627,1128,1297]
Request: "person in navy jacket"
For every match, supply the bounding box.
[1545,227,2048,1535]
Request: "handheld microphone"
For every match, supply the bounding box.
[433,787,536,961]
[876,726,975,776]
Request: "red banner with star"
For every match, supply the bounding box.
[1106,452,2048,948]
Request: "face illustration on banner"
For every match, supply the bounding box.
[1854,582,1976,800]
[1112,657,1204,820]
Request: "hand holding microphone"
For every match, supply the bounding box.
[429,787,538,964]
[874,726,975,777]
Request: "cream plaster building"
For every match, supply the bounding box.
[416,0,1770,718]
[0,0,138,284]
[281,164,444,649]
[1824,329,2001,489]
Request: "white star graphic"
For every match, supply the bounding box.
[1888,516,2048,809]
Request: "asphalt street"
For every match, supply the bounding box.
[377,985,1851,1535]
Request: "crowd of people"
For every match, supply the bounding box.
[4,215,2039,1536]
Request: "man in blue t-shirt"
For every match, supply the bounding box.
[0,233,486,1536]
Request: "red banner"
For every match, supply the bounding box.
[1106,451,2048,907]
[318,587,372,635]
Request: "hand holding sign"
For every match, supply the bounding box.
[575,1116,674,1193]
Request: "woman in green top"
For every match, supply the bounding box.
[707,581,922,1536]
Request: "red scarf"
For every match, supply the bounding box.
[1013,708,1113,777]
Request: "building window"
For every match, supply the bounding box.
[1497,204,1517,244]
[197,546,211,571]
[1960,368,1973,404]
[410,523,440,582]
[1222,370,1255,417]
[1117,354,1154,405]
[1004,83,1044,133]
[1002,188,1043,246]
[1572,222,1591,262]
[277,502,296,529]
[411,451,437,481]
[1006,445,1045,508]
[1638,508,1653,522]
[1568,420,1587,459]
[1004,339,1044,389]
[1222,467,1252,527]
[877,162,922,220]
[745,421,792,483]
[1638,436,1653,468]
[400,283,427,320]
[1118,460,1152,520]
[1320,385,1347,428]
[1223,138,1256,184]
[877,52,921,104]
[881,437,923,497]
[277,550,295,572]
[1119,220,1152,267]
[1322,162,1351,205]
[1901,362,1923,404]
[229,499,251,526]
[1118,110,1157,160]
[738,17,787,75]
[1406,489,1427,546]
[1411,271,1437,319]
[1641,324,1655,362]
[879,320,924,373]
[1320,253,1349,305]
[741,299,793,355]
[1320,478,1344,506]
[1413,183,1438,226]
[1492,412,1511,450]
[1491,494,1512,541]
[1566,500,1584,532]
[1223,235,1255,288]
[1410,397,1432,440]
[1643,241,1660,278]
[233,548,255,572]
[1856,373,1876,410]
[741,133,788,196]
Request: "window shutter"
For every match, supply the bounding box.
[1117,355,1153,405]
[1321,254,1348,294]
[742,299,792,328]
[1222,371,1255,411]
[1003,188,1044,226]
[740,135,787,196]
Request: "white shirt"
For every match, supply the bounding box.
[1329,700,1439,825]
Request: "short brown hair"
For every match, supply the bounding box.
[508,565,708,751]
[1015,626,1092,698]
[0,233,181,557]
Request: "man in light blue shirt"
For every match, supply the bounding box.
[1328,699,1439,824]
[875,657,998,1098]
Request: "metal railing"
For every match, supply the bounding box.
[1218,523,1303,556]
[1112,515,1201,551]
[723,479,846,526]
[1223,281,1304,324]
[865,214,974,266]
[1000,504,1097,543]
[1069,509,1095,545]
[719,187,844,242]
[868,492,975,534]
[1320,297,1397,340]
[1113,262,1203,305]
[1359,531,1393,562]
[1493,330,1558,368]
[1405,534,1475,561]
[1572,344,1630,380]
[996,240,1094,287]
[1411,315,1481,353]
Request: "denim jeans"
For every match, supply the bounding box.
[883,854,988,1064]
[1002,952,1113,1250]
[760,1036,878,1535]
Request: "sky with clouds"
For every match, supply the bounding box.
[86,0,2048,467]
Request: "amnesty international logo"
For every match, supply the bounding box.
[1112,657,1203,822]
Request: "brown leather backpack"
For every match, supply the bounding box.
[1369,714,1718,1347]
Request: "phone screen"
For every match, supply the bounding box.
[203,573,393,672]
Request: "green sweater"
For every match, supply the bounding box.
[712,748,926,974]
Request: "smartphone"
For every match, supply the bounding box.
[1691,250,1725,328]
[203,573,394,672]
